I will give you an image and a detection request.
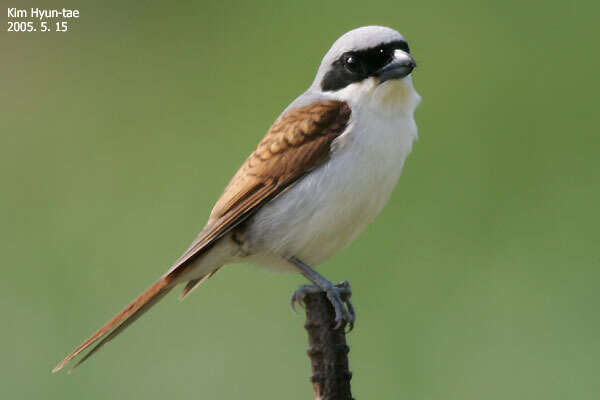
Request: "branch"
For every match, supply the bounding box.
[302,291,354,400]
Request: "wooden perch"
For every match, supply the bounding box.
[302,291,354,400]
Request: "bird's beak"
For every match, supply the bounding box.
[376,49,416,84]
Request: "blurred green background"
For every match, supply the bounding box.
[2,0,599,399]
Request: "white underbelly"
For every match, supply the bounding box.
[244,111,416,271]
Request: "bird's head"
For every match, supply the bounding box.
[313,26,420,112]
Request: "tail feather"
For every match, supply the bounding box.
[52,277,173,373]
[67,287,172,373]
[179,268,220,301]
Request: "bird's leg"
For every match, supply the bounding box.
[288,257,355,331]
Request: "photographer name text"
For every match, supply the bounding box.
[7,7,80,32]
[8,8,79,19]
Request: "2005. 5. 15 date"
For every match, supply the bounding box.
[8,21,69,32]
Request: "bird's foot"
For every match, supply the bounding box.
[291,281,355,331]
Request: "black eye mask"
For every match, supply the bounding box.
[321,40,410,92]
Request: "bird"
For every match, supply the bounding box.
[53,25,421,374]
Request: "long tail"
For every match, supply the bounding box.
[179,268,221,301]
[52,276,174,374]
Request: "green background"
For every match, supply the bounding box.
[2,1,599,399]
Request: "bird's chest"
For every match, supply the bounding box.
[311,111,415,244]
[246,109,416,267]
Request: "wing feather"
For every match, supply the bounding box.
[168,100,351,277]
[53,100,351,373]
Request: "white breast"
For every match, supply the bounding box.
[245,78,420,271]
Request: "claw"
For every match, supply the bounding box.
[344,298,356,332]
[290,284,319,313]
[290,292,306,313]
[290,281,355,331]
[325,282,355,331]
[290,292,299,313]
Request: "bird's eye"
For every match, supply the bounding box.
[376,48,393,67]
[343,54,363,74]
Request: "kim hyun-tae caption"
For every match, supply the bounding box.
[7,8,79,32]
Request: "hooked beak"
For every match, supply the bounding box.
[376,49,416,84]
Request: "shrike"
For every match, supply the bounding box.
[53,25,421,373]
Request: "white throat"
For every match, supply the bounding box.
[244,76,421,269]
[329,75,421,118]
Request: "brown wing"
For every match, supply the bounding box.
[52,100,351,374]
[168,100,351,277]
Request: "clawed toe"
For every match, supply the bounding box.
[290,280,355,331]
[287,258,356,331]
[334,281,355,331]
[290,284,320,313]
